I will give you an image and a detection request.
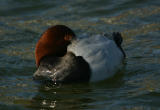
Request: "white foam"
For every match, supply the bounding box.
[68,34,124,82]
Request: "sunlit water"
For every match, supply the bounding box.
[0,0,160,110]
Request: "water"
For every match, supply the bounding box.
[0,0,160,109]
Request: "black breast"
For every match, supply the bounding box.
[33,52,91,84]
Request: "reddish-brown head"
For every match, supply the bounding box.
[35,25,76,67]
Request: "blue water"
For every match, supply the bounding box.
[0,0,160,110]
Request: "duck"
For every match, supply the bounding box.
[33,25,126,84]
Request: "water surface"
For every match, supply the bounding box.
[0,0,160,110]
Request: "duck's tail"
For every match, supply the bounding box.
[112,32,126,58]
[113,32,123,47]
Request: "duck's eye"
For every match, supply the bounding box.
[64,35,72,41]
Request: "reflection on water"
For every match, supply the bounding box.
[13,72,124,110]
[0,0,160,109]
[14,84,94,110]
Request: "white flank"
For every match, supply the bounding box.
[68,34,124,82]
